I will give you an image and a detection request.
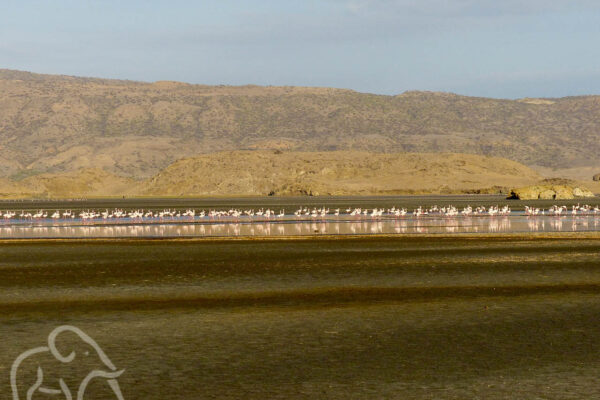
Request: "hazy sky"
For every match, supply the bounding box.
[1,0,599,98]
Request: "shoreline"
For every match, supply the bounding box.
[0,231,600,243]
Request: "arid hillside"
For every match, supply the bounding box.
[140,151,543,196]
[2,69,600,181]
[0,151,547,198]
[0,168,135,198]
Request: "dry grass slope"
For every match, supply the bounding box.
[0,168,137,199]
[0,151,597,198]
[140,151,543,196]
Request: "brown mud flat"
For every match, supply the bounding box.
[0,229,600,243]
[3,283,600,316]
[3,236,600,399]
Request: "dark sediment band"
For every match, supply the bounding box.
[0,231,599,244]
[3,283,600,315]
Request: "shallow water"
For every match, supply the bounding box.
[0,214,599,238]
[2,237,600,399]
[1,195,599,238]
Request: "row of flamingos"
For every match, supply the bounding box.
[0,203,598,222]
[526,204,600,216]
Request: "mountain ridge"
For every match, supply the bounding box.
[1,69,599,189]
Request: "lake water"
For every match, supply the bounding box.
[4,197,600,399]
[0,214,598,238]
[1,195,599,238]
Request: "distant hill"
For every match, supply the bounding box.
[0,151,551,198]
[0,168,135,198]
[1,69,600,181]
[140,151,544,197]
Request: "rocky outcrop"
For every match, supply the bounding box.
[573,187,594,197]
[509,185,595,200]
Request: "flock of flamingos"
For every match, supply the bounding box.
[0,204,598,224]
